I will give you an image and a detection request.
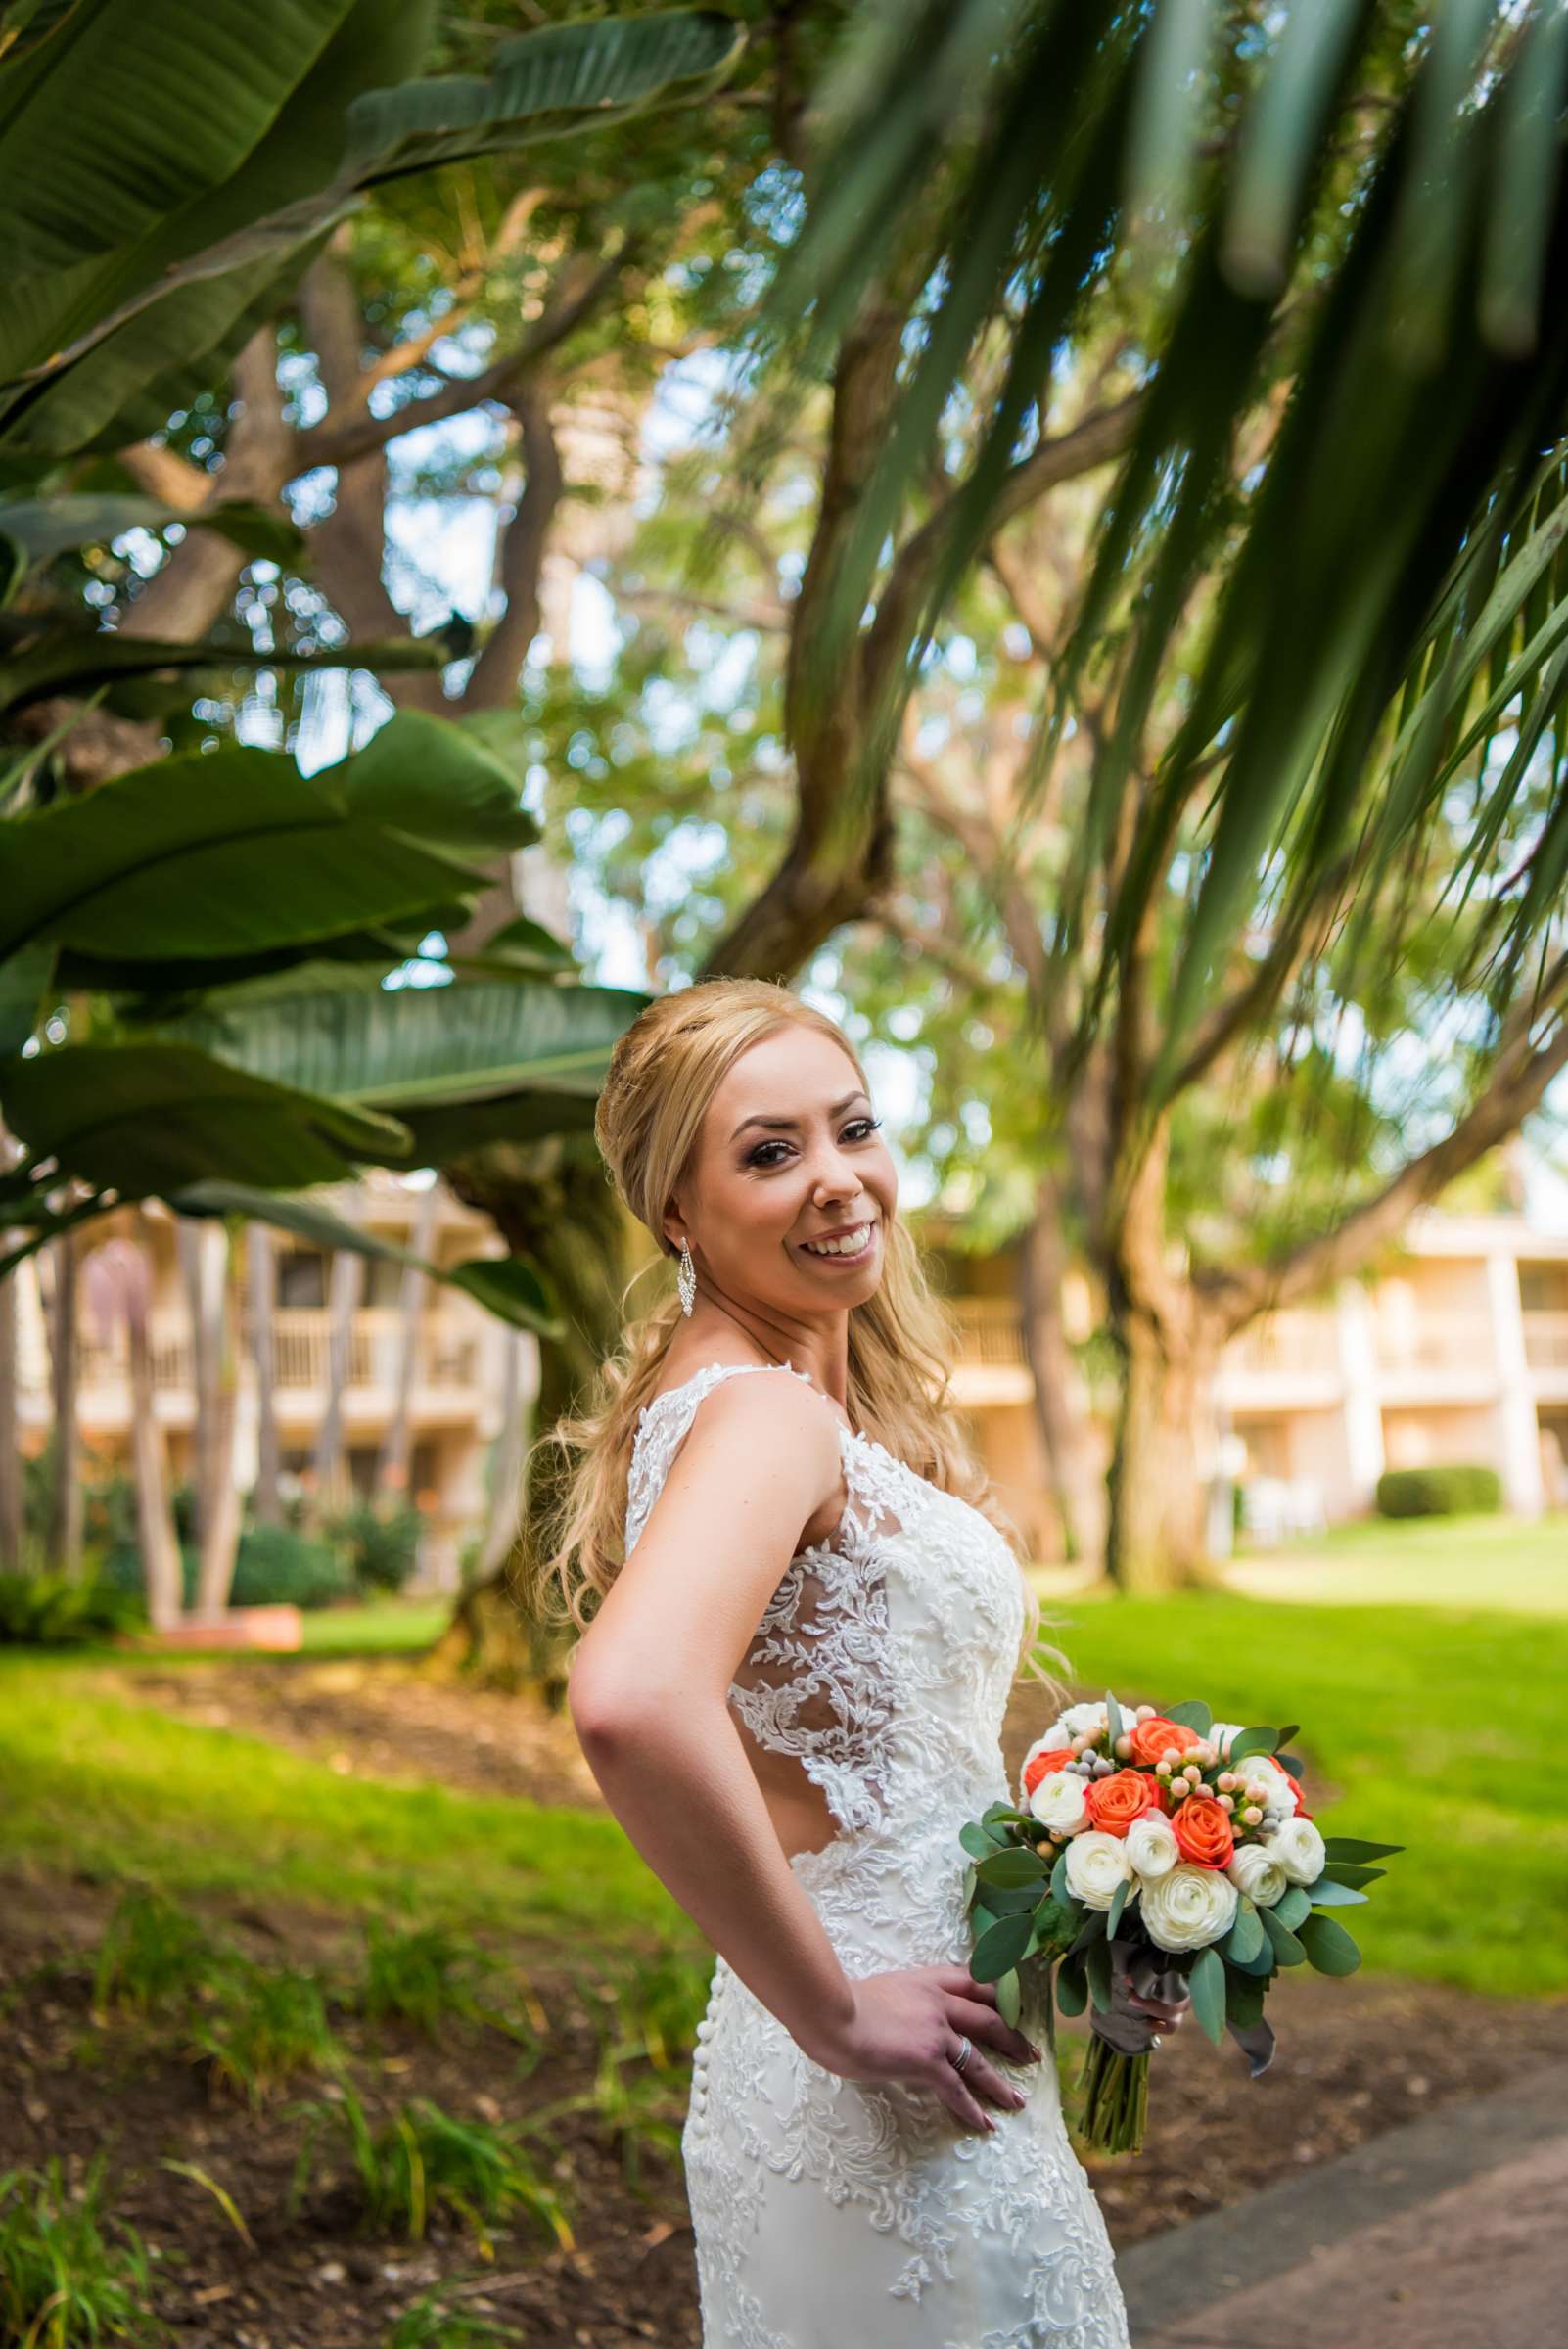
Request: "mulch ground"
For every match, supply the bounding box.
[3,1654,1562,2348]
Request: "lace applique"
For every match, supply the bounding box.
[624,1359,1129,2347]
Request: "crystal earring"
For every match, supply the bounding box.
[677,1236,696,1316]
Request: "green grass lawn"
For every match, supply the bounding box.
[3,1550,1562,2002]
[1049,1589,1567,1997]
[0,1653,686,1957]
[1224,1512,1567,1613]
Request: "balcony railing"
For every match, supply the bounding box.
[950,1298,1030,1369]
[1523,1310,1568,1373]
[74,1308,481,1395]
[1221,1311,1342,1383]
[1374,1316,1498,1378]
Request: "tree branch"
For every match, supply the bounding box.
[458,386,563,713]
[293,251,623,477]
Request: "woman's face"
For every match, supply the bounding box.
[668,1026,898,1315]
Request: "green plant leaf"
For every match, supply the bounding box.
[1224,1896,1265,1967]
[974,1847,1048,1890]
[1320,1862,1388,1889]
[970,1911,1034,1984]
[1259,1907,1306,1967]
[1301,1877,1368,1909]
[1321,1838,1405,1863]
[1104,1689,1124,1748]
[1164,1699,1213,1737]
[1055,1955,1087,2017]
[1084,1937,1114,2014]
[960,1821,1006,1862]
[1271,1886,1312,1931]
[1225,1727,1280,1766]
[1106,1876,1132,1938]
[1295,1913,1361,1977]
[995,1967,1021,2030]
[1187,1946,1226,2047]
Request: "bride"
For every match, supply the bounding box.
[540,979,1187,2347]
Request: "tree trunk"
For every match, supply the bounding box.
[477,1326,530,1578]
[1015,1180,1105,1566]
[247,1223,283,1525]
[46,1232,83,1578]
[1104,1297,1220,1593]
[0,1265,21,1570]
[125,1222,183,1631]
[375,1183,438,1502]
[178,1220,242,1621]
[312,1245,365,1517]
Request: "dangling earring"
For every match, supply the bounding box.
[677,1236,696,1316]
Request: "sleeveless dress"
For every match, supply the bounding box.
[624,1359,1130,2349]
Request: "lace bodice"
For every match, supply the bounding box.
[626,1358,1028,1858]
[624,1359,1128,2349]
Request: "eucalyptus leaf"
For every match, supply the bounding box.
[1165,1699,1213,1737]
[960,1821,1006,1862]
[1271,1886,1312,1931]
[1104,1689,1124,1749]
[1084,1937,1114,2014]
[971,1911,1034,1984]
[1321,1837,1405,1862]
[1225,1727,1280,1766]
[1224,1897,1265,1966]
[1302,1877,1368,1908]
[1056,1956,1088,2018]
[975,1846,1048,1890]
[1259,1908,1306,1966]
[1295,1912,1361,1976]
[995,1967,1022,2030]
[1187,1946,1226,2047]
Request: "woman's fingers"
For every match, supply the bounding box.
[946,1994,1038,2066]
[936,1966,998,2004]
[934,2065,993,2133]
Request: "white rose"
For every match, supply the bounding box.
[1029,1770,1090,1833]
[1063,1829,1132,1911]
[1263,1816,1326,1887]
[1226,1841,1288,1909]
[1139,1862,1239,1952]
[1124,1814,1180,1880]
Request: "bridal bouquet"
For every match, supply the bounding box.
[959,1693,1402,2155]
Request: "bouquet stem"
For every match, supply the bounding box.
[1077,2037,1149,2156]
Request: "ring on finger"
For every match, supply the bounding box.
[949,2034,973,2075]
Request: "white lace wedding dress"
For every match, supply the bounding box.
[624,1359,1130,2349]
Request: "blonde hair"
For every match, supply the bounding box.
[531,977,1051,1684]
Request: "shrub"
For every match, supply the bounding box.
[0,1572,144,1646]
[0,2155,164,2348]
[1375,1464,1503,1518]
[227,1523,349,1610]
[331,1501,424,1594]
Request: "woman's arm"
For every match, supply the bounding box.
[568,1371,1038,2131]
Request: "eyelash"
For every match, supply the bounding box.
[746,1117,882,1169]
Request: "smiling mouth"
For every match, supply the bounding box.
[798,1221,877,1262]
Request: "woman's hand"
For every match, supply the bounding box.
[1089,1950,1192,2056]
[805,1965,1042,2134]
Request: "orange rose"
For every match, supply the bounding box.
[1022,1746,1075,1796]
[1283,1771,1312,1819]
[1085,1769,1166,1839]
[1171,1795,1235,1869]
[1129,1715,1190,1767]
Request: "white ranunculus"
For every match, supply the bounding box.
[1139,1862,1239,1952]
[1263,1815,1326,1887]
[1029,1770,1090,1834]
[1226,1840,1289,1909]
[1124,1813,1180,1880]
[1045,1701,1109,1745]
[1210,1722,1245,1759]
[1063,1829,1132,1911]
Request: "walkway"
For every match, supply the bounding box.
[1119,2059,1568,2347]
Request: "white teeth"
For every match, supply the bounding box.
[802,1222,873,1257]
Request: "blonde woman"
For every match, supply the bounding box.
[541,979,1185,2347]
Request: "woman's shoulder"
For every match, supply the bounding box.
[639,1355,850,1434]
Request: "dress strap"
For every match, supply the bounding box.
[625,1359,835,1558]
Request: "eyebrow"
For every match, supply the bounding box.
[729,1089,871,1142]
